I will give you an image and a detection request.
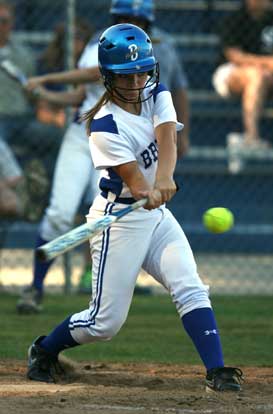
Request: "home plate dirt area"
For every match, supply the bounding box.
[0,360,273,414]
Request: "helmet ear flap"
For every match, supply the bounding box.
[147,62,159,86]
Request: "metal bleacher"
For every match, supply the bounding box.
[158,0,273,253]
[2,0,273,257]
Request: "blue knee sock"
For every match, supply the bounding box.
[40,316,79,356]
[182,307,224,371]
[33,235,55,293]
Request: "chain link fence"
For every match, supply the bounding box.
[0,0,272,294]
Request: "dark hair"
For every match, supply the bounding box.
[82,91,111,133]
[40,18,93,71]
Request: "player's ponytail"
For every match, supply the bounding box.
[82,91,111,133]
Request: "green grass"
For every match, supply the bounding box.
[0,293,272,366]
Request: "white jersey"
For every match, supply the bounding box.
[77,36,103,116]
[89,83,181,199]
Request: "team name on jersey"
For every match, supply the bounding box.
[140,141,158,169]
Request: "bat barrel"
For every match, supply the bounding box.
[36,243,69,262]
[35,216,116,262]
[35,198,148,262]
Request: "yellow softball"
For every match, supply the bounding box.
[203,207,234,234]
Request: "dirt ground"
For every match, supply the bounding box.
[0,359,272,414]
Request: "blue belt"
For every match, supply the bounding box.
[101,191,136,205]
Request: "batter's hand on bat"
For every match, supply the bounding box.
[154,176,177,204]
[138,188,162,210]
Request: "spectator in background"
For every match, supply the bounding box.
[0,1,48,222]
[212,0,273,172]
[0,1,65,224]
[0,1,35,117]
[0,1,36,200]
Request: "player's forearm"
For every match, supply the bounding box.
[154,122,177,203]
[39,67,101,85]
[37,87,85,107]
[113,162,162,210]
[113,162,151,199]
[155,122,177,180]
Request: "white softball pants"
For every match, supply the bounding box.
[69,195,211,344]
[40,122,99,241]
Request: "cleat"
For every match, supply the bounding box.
[206,367,244,392]
[27,336,63,383]
[16,286,43,314]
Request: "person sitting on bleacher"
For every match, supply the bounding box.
[212,0,273,157]
[0,1,36,215]
[0,1,59,222]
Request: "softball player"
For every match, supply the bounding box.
[17,0,190,313]
[27,24,243,392]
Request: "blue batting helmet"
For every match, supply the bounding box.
[99,23,157,76]
[98,23,159,102]
[110,0,154,23]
